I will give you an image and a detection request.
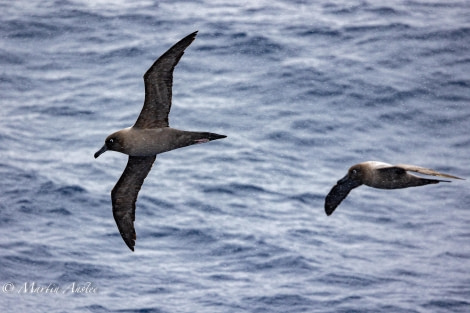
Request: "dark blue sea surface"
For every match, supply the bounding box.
[1,0,469,312]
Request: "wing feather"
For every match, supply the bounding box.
[133,31,198,129]
[325,180,361,216]
[395,164,464,180]
[111,155,156,251]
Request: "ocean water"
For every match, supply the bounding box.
[1,0,469,312]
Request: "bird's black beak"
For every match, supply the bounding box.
[94,145,107,158]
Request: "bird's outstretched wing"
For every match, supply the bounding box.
[324,178,362,216]
[133,31,198,129]
[395,164,464,180]
[111,155,157,251]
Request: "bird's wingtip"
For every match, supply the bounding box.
[324,206,335,216]
[125,241,135,252]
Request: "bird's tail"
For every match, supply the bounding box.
[192,132,226,144]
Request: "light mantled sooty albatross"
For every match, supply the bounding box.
[94,31,226,251]
[325,161,464,216]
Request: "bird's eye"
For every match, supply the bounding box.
[352,169,358,174]
[108,138,114,144]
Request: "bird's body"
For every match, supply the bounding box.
[348,161,437,189]
[96,127,223,157]
[94,31,226,251]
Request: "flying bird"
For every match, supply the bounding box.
[325,161,463,216]
[94,31,226,251]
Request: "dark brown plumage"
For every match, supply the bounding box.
[325,161,463,216]
[95,31,226,251]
